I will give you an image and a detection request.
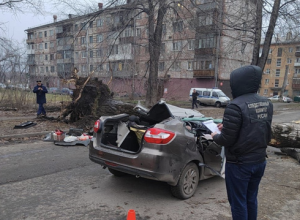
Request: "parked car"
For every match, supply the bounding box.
[0,83,6,89]
[49,87,59,93]
[268,95,292,103]
[89,101,225,199]
[61,88,73,95]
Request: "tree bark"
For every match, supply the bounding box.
[257,0,281,69]
[251,0,263,65]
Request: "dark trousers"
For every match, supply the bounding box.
[37,103,46,115]
[192,99,198,109]
[225,161,266,220]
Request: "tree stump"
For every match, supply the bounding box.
[60,77,137,130]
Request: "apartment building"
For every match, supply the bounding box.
[25,0,256,99]
[259,35,300,99]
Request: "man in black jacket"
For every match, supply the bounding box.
[191,89,199,109]
[211,65,273,220]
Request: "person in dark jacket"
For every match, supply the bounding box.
[191,89,199,109]
[211,65,273,220]
[33,80,48,117]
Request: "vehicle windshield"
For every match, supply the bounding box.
[217,91,227,97]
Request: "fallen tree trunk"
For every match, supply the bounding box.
[280,148,300,163]
[269,123,300,163]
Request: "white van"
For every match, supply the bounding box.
[189,88,230,107]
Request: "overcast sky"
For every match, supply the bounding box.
[0,1,109,47]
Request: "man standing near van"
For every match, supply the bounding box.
[211,65,273,220]
[192,89,199,109]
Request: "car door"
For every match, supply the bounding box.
[200,138,225,178]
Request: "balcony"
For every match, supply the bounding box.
[195,48,216,56]
[294,62,300,67]
[270,87,281,91]
[193,69,215,78]
[119,36,135,44]
[295,51,300,57]
[196,2,219,11]
[26,38,35,44]
[292,84,300,90]
[27,60,36,65]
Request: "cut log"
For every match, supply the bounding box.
[280,148,300,163]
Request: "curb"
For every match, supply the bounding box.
[0,132,49,139]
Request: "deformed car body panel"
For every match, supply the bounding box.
[89,101,224,187]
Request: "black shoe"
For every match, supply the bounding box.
[42,113,46,117]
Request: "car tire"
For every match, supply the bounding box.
[108,168,127,177]
[215,102,221,108]
[196,100,201,105]
[170,162,199,200]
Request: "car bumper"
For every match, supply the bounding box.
[89,141,201,186]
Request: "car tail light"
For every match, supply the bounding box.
[144,128,175,144]
[94,120,101,133]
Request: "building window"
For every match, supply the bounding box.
[287,58,292,64]
[160,43,165,53]
[187,61,193,70]
[199,13,213,26]
[97,34,103,42]
[39,43,43,50]
[136,28,141,37]
[40,67,44,73]
[82,51,87,58]
[173,20,183,32]
[44,43,48,49]
[46,66,49,72]
[82,64,87,72]
[296,58,300,63]
[90,50,93,58]
[45,55,48,60]
[51,66,55,72]
[50,30,54,36]
[44,31,47,37]
[194,60,213,70]
[265,69,270,74]
[275,79,279,87]
[264,89,268,95]
[97,49,102,57]
[198,36,215,48]
[269,49,272,54]
[90,65,93,71]
[295,68,300,75]
[265,79,269,85]
[276,58,281,67]
[81,36,86,44]
[80,22,87,30]
[89,21,93,28]
[159,62,164,71]
[89,36,93,43]
[162,24,166,34]
[296,46,300,52]
[275,69,280,77]
[188,40,195,50]
[50,54,54,60]
[97,64,103,71]
[109,45,118,55]
[124,28,132,37]
[172,41,182,51]
[38,32,42,38]
[50,42,54,48]
[171,62,181,71]
[96,19,103,27]
[289,47,293,53]
[64,50,72,59]
[74,24,78,31]
[277,48,282,57]
[267,59,272,64]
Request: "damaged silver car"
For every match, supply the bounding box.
[89,101,225,199]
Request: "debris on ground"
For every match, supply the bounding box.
[13,121,37,129]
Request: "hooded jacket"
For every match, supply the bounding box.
[213,65,273,163]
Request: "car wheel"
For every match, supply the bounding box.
[170,162,199,200]
[196,100,201,105]
[108,168,126,177]
[215,102,221,108]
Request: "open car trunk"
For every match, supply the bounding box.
[99,101,204,153]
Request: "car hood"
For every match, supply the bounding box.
[134,101,204,120]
